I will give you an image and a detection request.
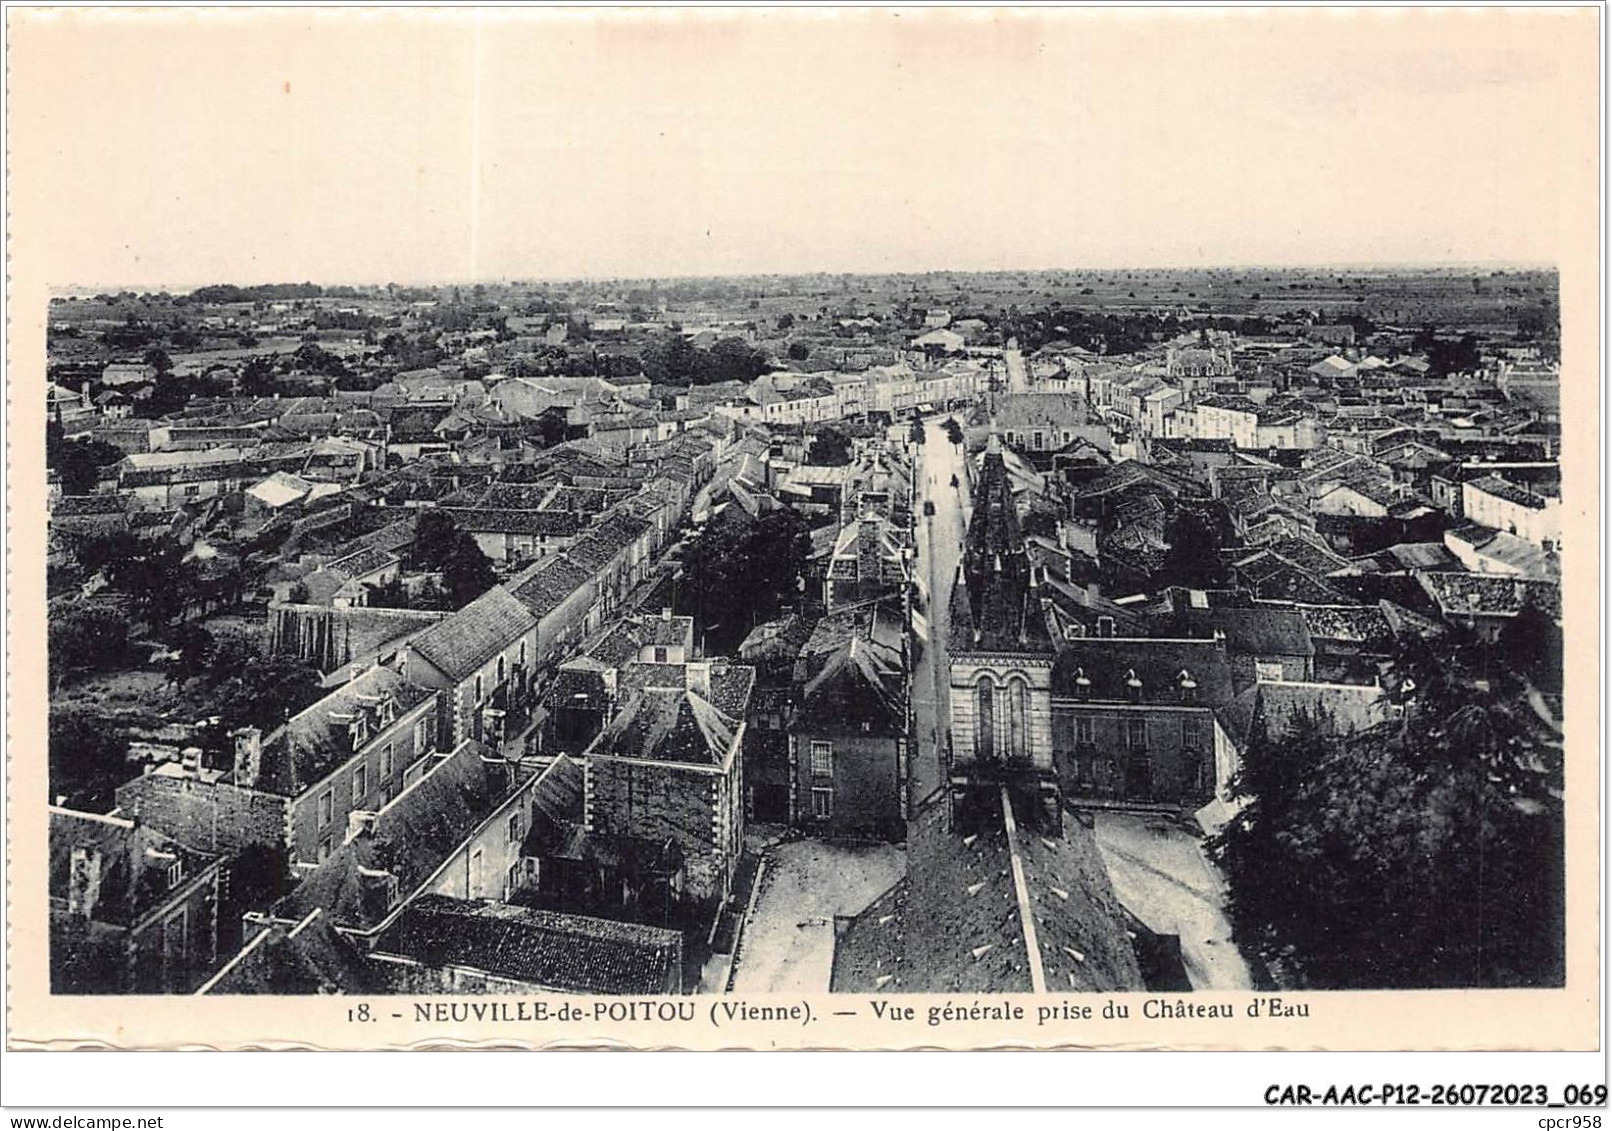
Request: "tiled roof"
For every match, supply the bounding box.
[793,607,906,732]
[439,507,580,537]
[1291,603,1395,646]
[586,613,695,669]
[49,810,221,928]
[1172,606,1314,658]
[203,909,379,995]
[52,494,128,517]
[1253,680,1393,739]
[1051,637,1237,709]
[830,794,1143,993]
[587,688,739,768]
[255,664,435,796]
[616,660,756,724]
[1467,474,1552,510]
[1417,572,1561,619]
[326,545,399,580]
[407,586,537,682]
[275,741,518,931]
[373,894,682,995]
[507,556,594,619]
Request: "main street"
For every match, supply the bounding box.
[1004,345,1029,394]
[909,415,972,808]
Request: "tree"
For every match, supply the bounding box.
[56,443,105,496]
[1160,508,1227,589]
[698,336,768,384]
[74,530,143,579]
[787,342,811,361]
[1499,599,1563,693]
[365,575,410,609]
[49,706,131,811]
[1213,632,1564,989]
[142,346,174,375]
[410,510,463,570]
[51,438,124,495]
[212,653,325,733]
[104,541,194,627]
[806,426,853,467]
[441,531,498,609]
[48,603,132,688]
[942,417,965,447]
[908,417,926,446]
[240,355,279,396]
[639,331,698,385]
[166,623,216,687]
[679,509,811,652]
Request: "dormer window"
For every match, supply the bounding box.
[1178,669,1198,704]
[1125,669,1143,704]
[1097,616,1115,638]
[1073,667,1091,701]
[167,860,184,888]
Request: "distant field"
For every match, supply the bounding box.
[707,267,1556,333]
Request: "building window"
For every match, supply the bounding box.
[380,743,394,780]
[318,790,334,828]
[163,908,189,979]
[166,860,184,889]
[519,640,527,667]
[474,674,484,703]
[1075,716,1094,745]
[470,848,485,898]
[810,741,834,778]
[507,812,522,844]
[1007,677,1028,760]
[1183,716,1204,751]
[654,646,669,664]
[811,787,833,820]
[497,656,506,685]
[508,862,521,896]
[975,677,996,762]
[415,715,434,755]
[1126,718,1147,749]
[352,764,367,802]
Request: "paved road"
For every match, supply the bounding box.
[1004,347,1029,394]
[909,417,973,807]
[728,840,905,993]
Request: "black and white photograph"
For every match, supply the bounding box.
[4,5,1601,1070]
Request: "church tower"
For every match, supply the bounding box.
[946,432,1059,826]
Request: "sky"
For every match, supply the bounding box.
[8,7,1599,287]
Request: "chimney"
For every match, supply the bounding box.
[346,810,378,844]
[687,661,712,701]
[358,866,400,910]
[232,727,263,789]
[180,746,203,775]
[67,845,104,919]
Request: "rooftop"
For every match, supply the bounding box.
[372,894,682,995]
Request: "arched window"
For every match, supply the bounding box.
[975,677,996,763]
[1007,677,1028,761]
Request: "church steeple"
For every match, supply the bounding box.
[952,435,1052,654]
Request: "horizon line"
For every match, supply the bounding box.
[50,259,1560,296]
